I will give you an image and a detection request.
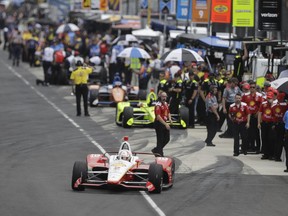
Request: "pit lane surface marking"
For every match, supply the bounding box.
[2,60,166,216]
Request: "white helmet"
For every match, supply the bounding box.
[119,150,131,161]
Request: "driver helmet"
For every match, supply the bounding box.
[119,150,131,161]
[75,56,84,66]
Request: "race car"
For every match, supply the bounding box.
[88,72,139,107]
[71,136,175,193]
[115,90,189,128]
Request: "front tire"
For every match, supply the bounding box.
[122,107,133,128]
[179,106,189,129]
[71,161,87,191]
[89,90,98,107]
[115,105,122,126]
[148,163,163,193]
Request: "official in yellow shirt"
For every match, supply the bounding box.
[70,59,93,116]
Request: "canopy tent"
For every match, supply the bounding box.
[151,21,179,34]
[132,26,162,38]
[197,36,242,51]
[176,33,205,46]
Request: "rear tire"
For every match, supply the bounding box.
[179,106,189,129]
[170,158,175,188]
[71,161,87,191]
[115,105,122,126]
[148,163,163,193]
[122,107,133,128]
[89,90,98,107]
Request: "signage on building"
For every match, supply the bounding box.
[210,0,231,23]
[258,0,281,31]
[159,0,176,15]
[176,0,192,20]
[192,0,210,23]
[232,0,254,27]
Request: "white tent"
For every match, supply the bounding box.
[132,26,162,38]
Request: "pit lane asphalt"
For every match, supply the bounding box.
[1,49,288,216]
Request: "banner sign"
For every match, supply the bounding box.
[258,0,281,31]
[91,0,108,10]
[108,0,120,11]
[176,0,192,20]
[82,0,91,9]
[192,0,210,23]
[232,0,254,27]
[159,0,176,15]
[211,0,231,23]
[140,0,148,9]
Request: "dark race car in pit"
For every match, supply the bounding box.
[71,136,175,193]
[88,71,140,107]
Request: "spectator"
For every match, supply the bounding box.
[282,109,288,172]
[241,81,263,153]
[204,85,219,147]
[273,90,288,161]
[39,42,54,86]
[184,70,198,128]
[233,43,248,82]
[70,58,93,117]
[152,91,172,156]
[168,72,183,115]
[229,93,250,156]
[26,33,39,67]
[258,92,276,160]
[10,27,23,66]
[220,77,242,138]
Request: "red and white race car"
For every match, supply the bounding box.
[71,136,175,193]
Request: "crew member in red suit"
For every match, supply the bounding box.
[152,91,172,157]
[258,92,276,160]
[241,81,263,153]
[272,90,288,161]
[229,93,250,156]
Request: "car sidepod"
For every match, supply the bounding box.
[71,161,88,191]
[155,157,175,189]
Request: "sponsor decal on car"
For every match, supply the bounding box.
[146,181,155,192]
[74,177,82,188]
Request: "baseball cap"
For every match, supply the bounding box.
[243,84,250,90]
[264,81,271,87]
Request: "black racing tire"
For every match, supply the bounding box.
[148,163,163,193]
[138,89,147,100]
[170,158,176,188]
[71,161,87,191]
[89,90,98,107]
[122,107,133,128]
[115,104,122,126]
[179,106,189,129]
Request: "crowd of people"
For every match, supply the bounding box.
[2,8,288,172]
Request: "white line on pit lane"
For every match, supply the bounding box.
[4,62,166,216]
